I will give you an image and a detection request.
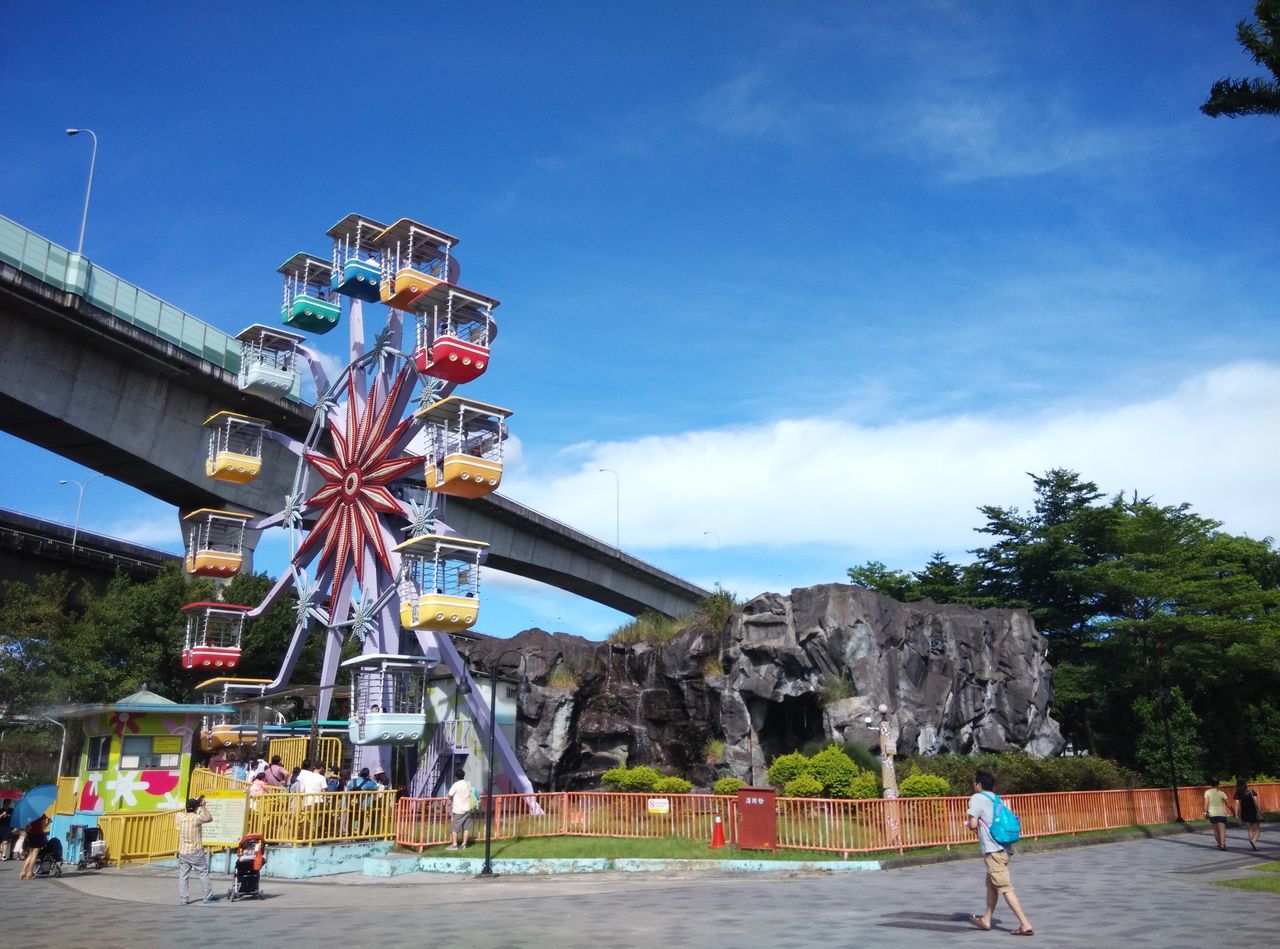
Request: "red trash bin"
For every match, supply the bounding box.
[736,787,777,851]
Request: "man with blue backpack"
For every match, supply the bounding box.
[966,771,1035,936]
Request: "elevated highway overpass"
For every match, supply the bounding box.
[0,215,707,617]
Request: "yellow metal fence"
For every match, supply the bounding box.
[55,776,77,815]
[98,810,180,867]
[248,789,396,845]
[266,736,343,772]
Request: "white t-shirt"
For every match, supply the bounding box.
[967,792,1006,855]
[448,779,473,815]
[296,768,328,805]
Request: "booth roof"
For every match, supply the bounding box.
[47,686,234,718]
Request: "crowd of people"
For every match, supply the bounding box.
[204,751,393,796]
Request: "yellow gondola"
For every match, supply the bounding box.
[371,218,459,310]
[203,411,267,483]
[394,534,488,632]
[415,396,513,499]
[183,509,253,577]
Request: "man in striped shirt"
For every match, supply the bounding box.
[176,796,216,905]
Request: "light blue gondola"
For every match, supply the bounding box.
[341,653,435,745]
[235,324,305,397]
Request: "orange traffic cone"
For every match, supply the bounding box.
[710,814,726,849]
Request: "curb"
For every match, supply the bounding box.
[379,856,882,876]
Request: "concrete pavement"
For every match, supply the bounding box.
[3,826,1277,948]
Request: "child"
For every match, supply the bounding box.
[447,767,474,850]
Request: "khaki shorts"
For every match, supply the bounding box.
[984,850,1012,893]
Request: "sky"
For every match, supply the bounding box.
[1,2,1278,641]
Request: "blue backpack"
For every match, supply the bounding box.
[982,792,1021,846]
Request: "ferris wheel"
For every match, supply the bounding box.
[182,214,534,795]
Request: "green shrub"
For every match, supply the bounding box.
[799,738,879,774]
[610,611,679,644]
[819,673,855,705]
[546,664,579,689]
[898,753,1140,795]
[601,765,663,792]
[784,773,823,797]
[702,739,726,763]
[1253,773,1279,784]
[898,768,951,798]
[653,776,693,794]
[808,746,862,798]
[616,766,662,792]
[713,777,746,796]
[766,752,810,789]
[600,766,628,790]
[693,589,740,632]
[847,769,882,799]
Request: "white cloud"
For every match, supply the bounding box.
[507,362,1280,559]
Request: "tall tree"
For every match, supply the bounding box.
[1202,0,1280,117]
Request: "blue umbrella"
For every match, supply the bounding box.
[10,784,58,830]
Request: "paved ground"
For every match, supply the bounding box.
[3,827,1277,948]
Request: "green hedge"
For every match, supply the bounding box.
[784,773,823,797]
[653,776,693,794]
[767,746,881,799]
[713,777,746,796]
[898,752,1143,795]
[898,768,951,798]
[601,765,664,792]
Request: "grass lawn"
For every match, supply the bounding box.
[1213,860,1280,894]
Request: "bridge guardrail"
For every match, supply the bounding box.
[0,214,301,400]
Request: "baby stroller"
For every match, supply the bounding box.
[226,834,266,901]
[34,837,63,877]
[75,827,107,870]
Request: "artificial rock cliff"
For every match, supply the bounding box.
[459,583,1064,789]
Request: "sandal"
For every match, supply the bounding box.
[1011,928,1035,936]
[969,915,992,931]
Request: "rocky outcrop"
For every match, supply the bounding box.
[458,584,1063,789]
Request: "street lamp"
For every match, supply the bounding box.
[598,468,619,552]
[65,128,98,256]
[59,474,105,548]
[703,531,721,590]
[864,702,902,847]
[479,647,523,878]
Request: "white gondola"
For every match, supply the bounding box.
[341,653,435,745]
[394,534,488,632]
[235,324,305,397]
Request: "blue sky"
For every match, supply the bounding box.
[2,2,1278,639]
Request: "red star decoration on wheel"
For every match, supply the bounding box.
[295,365,422,598]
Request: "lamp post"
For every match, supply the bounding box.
[598,468,619,552]
[864,702,902,847]
[703,530,721,590]
[59,474,105,548]
[65,128,98,256]
[479,647,523,878]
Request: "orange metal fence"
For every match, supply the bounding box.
[394,783,1280,855]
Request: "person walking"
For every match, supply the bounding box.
[966,771,1034,936]
[0,801,12,861]
[447,767,474,851]
[1204,779,1233,851]
[176,796,216,905]
[1235,779,1262,851]
[18,815,49,879]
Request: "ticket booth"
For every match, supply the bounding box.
[736,787,777,851]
